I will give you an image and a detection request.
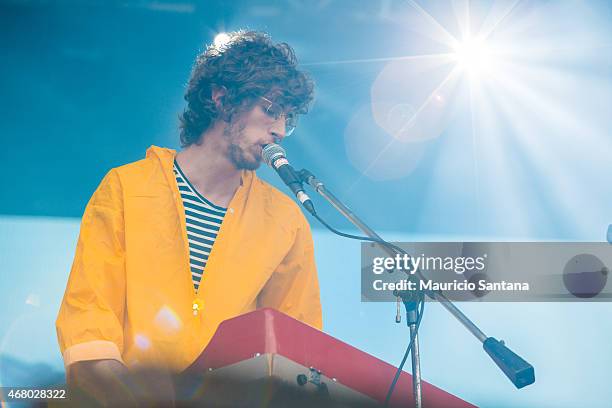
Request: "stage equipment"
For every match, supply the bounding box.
[182,308,475,407]
[297,166,535,408]
[262,144,315,215]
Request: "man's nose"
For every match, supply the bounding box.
[270,116,286,142]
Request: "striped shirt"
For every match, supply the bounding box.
[173,160,227,292]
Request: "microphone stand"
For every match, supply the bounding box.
[298,169,535,407]
[394,288,424,408]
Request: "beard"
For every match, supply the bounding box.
[223,122,262,171]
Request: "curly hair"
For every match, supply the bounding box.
[179,30,315,147]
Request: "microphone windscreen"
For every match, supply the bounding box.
[262,143,286,167]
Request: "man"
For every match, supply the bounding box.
[56,30,322,404]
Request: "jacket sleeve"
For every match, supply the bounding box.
[257,211,323,330]
[56,169,127,368]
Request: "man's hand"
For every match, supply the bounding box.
[68,359,134,406]
[68,359,175,407]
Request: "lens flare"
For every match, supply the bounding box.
[154,305,182,333]
[213,32,231,48]
[134,334,152,350]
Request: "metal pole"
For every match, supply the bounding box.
[404,299,422,408]
[410,327,422,408]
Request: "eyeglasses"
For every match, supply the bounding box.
[260,96,298,137]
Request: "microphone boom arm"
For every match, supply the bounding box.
[297,168,535,390]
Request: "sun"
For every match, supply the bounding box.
[452,37,493,76]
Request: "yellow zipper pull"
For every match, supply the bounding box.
[193,298,203,316]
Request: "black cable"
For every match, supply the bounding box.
[383,298,425,407]
[311,212,407,255]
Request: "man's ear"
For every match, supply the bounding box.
[211,86,227,110]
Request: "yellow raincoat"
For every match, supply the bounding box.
[56,146,322,372]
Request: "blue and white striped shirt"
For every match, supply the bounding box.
[173,160,227,292]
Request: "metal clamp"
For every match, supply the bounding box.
[296,367,329,396]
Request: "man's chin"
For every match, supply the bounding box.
[237,161,261,171]
[228,145,261,171]
[233,156,261,171]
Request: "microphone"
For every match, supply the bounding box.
[262,144,316,215]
